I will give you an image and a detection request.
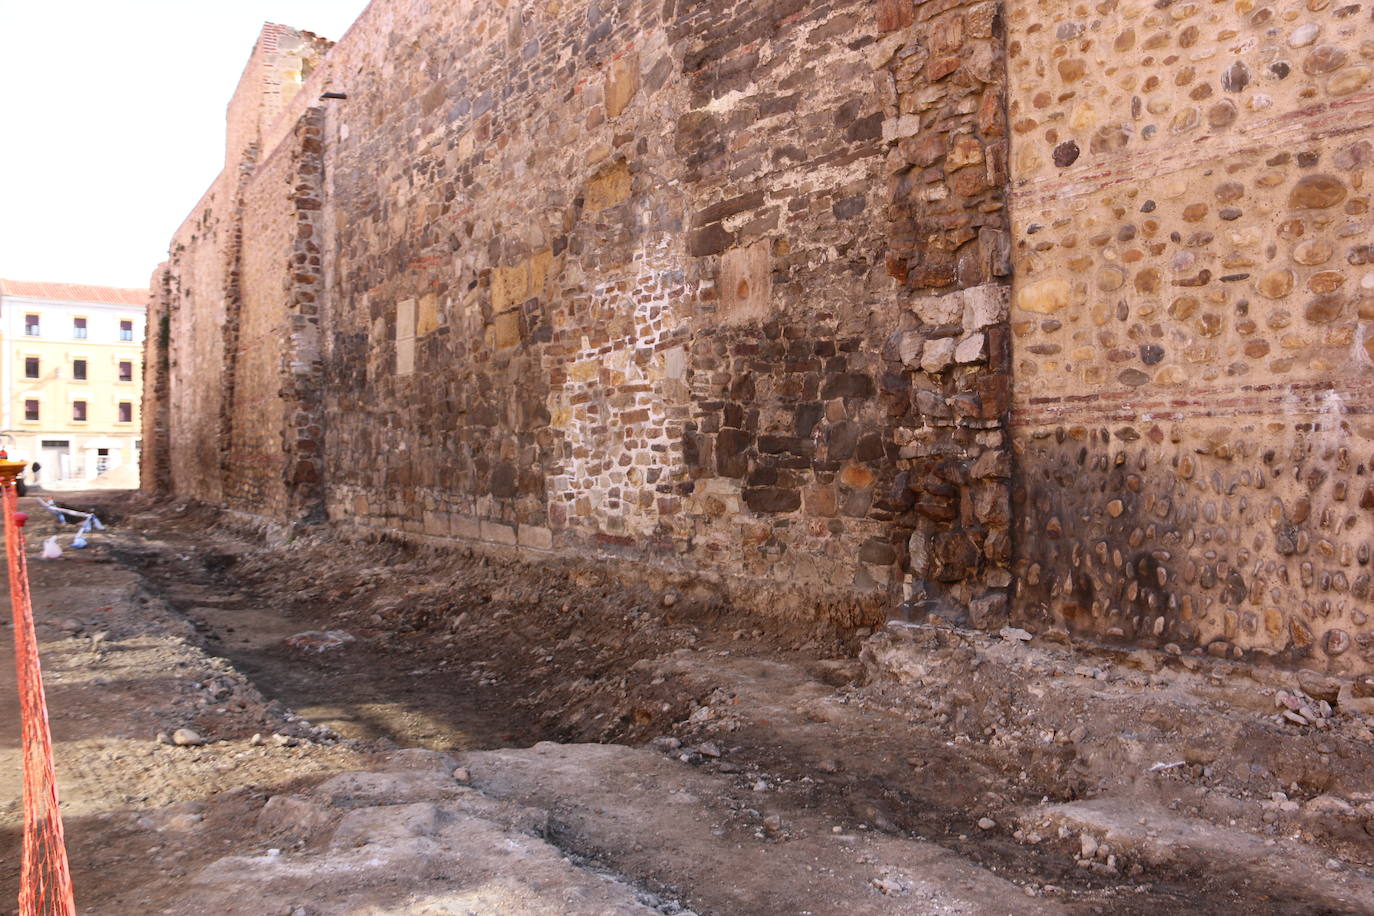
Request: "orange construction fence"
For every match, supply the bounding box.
[3,457,76,915]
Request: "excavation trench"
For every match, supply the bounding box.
[86,498,1368,915]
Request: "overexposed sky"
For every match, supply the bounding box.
[0,0,372,290]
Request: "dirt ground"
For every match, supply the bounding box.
[5,492,1374,914]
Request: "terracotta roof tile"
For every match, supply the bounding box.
[0,279,147,307]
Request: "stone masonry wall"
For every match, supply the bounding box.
[314,0,931,597]
[225,109,326,520]
[141,265,174,497]
[873,0,1015,624]
[163,173,230,505]
[147,0,1017,619]
[1006,0,1374,671]
[144,26,332,518]
[147,0,1374,671]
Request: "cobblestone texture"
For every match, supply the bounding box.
[1007,0,1374,669]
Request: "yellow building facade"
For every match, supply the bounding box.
[0,280,147,488]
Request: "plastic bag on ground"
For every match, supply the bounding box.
[41,536,62,559]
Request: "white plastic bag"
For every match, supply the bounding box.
[41,536,62,559]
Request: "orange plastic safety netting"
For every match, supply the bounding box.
[4,469,76,915]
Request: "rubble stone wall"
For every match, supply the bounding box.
[146,0,1016,618]
[147,0,1374,669]
[1006,0,1374,671]
[143,27,332,517]
[225,110,327,520]
[310,0,958,601]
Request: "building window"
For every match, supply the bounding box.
[118,402,132,423]
[72,317,88,339]
[24,357,39,379]
[73,359,87,381]
[72,401,87,422]
[118,360,133,382]
[119,320,134,342]
[24,400,39,421]
[25,314,39,336]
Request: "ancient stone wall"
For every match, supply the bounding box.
[136,0,1013,615]
[145,26,332,516]
[163,174,231,505]
[147,0,1374,668]
[225,110,326,520]
[140,266,174,497]
[1005,0,1374,670]
[873,0,1015,623]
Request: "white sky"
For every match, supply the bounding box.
[0,0,373,290]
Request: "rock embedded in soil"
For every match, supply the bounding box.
[171,727,206,747]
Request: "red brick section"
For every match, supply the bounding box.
[139,267,173,496]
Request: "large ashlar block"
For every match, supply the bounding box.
[518,525,553,550]
[585,158,632,210]
[663,346,686,380]
[491,250,553,313]
[718,239,772,324]
[604,52,639,119]
[480,519,518,546]
[491,310,522,349]
[395,298,417,375]
[417,293,440,336]
[491,264,530,313]
[529,249,552,298]
[423,510,450,536]
[396,337,416,375]
[452,516,482,541]
[396,298,416,340]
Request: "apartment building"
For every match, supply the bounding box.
[0,279,148,487]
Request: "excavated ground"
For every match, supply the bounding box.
[4,491,1374,913]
